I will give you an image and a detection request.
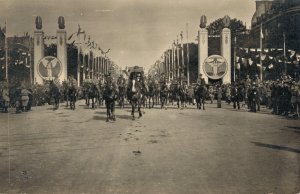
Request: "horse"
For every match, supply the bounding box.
[160,82,169,109]
[68,84,77,110]
[103,81,118,122]
[194,84,207,110]
[61,81,69,107]
[147,80,156,109]
[49,81,60,110]
[118,85,126,109]
[86,83,99,109]
[127,77,143,120]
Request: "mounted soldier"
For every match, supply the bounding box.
[103,73,118,122]
[127,68,144,120]
[117,74,126,108]
[196,73,206,86]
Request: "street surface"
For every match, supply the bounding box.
[0,101,300,194]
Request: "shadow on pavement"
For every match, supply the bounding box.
[95,111,106,115]
[287,126,300,130]
[280,126,300,134]
[117,115,133,120]
[251,141,300,154]
[93,116,106,121]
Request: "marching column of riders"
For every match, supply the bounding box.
[1,74,299,119]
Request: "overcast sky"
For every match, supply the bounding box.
[0,0,255,70]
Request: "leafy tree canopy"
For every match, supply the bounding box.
[207,18,246,37]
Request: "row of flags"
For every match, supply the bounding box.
[235,47,300,71]
[67,24,110,58]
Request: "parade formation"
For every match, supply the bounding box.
[0,0,300,193]
[1,70,300,119]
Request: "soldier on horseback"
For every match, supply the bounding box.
[117,74,127,109]
[103,73,118,122]
[127,69,144,120]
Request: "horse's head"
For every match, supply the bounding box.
[131,79,138,93]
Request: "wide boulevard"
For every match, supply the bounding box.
[0,101,299,194]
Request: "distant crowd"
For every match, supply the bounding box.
[0,74,299,119]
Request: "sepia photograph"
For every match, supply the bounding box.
[0,0,300,193]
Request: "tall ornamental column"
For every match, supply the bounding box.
[34,16,44,84]
[221,15,231,84]
[57,16,67,82]
[198,15,208,83]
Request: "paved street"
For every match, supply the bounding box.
[0,101,299,194]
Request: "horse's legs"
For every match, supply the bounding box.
[106,102,110,122]
[131,102,135,120]
[199,99,202,110]
[92,98,95,109]
[202,99,205,110]
[138,100,142,118]
[112,101,116,121]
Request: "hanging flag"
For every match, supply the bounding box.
[268,64,274,69]
[261,53,266,61]
[249,58,253,66]
[290,50,296,58]
[236,63,240,70]
[236,56,240,62]
[296,54,300,61]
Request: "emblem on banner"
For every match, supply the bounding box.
[37,56,62,80]
[203,55,228,80]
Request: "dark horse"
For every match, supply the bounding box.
[160,82,169,109]
[49,81,60,110]
[68,83,77,110]
[61,81,69,107]
[194,84,207,110]
[118,85,126,109]
[127,77,143,120]
[147,80,156,109]
[103,81,118,122]
[86,83,99,109]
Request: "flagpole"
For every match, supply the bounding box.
[186,23,190,86]
[260,23,263,81]
[180,31,184,85]
[234,36,236,82]
[283,32,286,75]
[176,36,180,79]
[5,19,8,81]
